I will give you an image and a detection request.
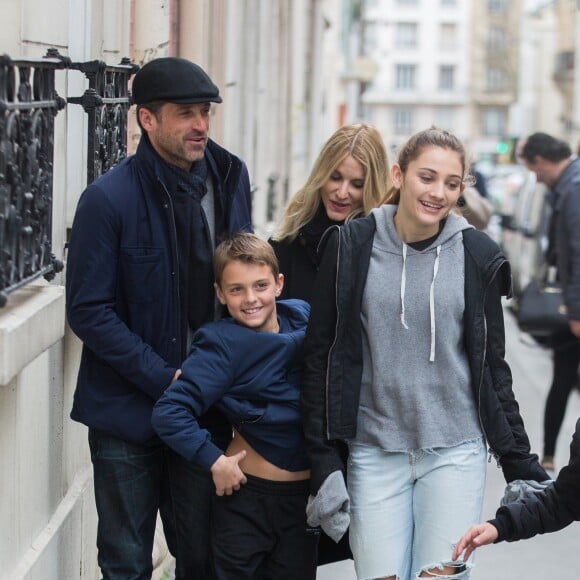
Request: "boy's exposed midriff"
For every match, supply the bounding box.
[227,428,310,482]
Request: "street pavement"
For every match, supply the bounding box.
[317,303,580,579]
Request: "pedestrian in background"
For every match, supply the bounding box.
[301,126,548,580]
[472,164,489,199]
[269,123,390,565]
[520,132,580,474]
[66,57,252,579]
[453,418,580,563]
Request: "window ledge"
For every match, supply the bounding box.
[0,281,65,386]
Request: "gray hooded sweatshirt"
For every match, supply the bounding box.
[354,204,482,452]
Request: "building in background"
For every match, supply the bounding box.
[358,0,472,157]
[353,0,577,163]
[469,0,522,161]
[515,1,562,141]
[552,0,579,144]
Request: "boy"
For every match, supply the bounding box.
[152,233,317,579]
[453,418,580,563]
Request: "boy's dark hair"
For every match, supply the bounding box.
[521,132,571,163]
[213,233,279,286]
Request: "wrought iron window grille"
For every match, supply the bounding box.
[0,49,137,307]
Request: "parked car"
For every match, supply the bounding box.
[487,164,528,216]
[481,164,527,246]
[499,171,551,302]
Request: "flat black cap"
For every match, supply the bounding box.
[132,57,222,105]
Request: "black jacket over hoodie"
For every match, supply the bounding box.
[301,212,549,494]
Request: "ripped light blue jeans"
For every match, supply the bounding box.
[347,437,487,580]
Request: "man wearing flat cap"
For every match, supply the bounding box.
[66,57,252,579]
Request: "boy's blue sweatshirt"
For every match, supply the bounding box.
[152,299,310,472]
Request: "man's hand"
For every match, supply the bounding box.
[172,369,182,382]
[569,319,580,337]
[210,451,248,496]
[452,523,499,562]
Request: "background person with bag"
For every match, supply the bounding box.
[516,265,568,337]
[520,132,580,473]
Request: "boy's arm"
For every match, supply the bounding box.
[490,419,580,543]
[453,419,580,562]
[152,327,235,469]
[487,483,574,543]
[453,482,574,564]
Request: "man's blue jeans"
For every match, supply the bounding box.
[89,428,215,580]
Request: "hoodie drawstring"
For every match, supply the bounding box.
[400,243,441,362]
[429,245,441,362]
[400,244,409,330]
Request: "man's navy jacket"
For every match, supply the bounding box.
[66,137,252,443]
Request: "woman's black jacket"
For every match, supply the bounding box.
[491,418,580,542]
[301,213,549,494]
[269,235,319,303]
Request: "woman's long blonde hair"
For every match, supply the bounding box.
[272,124,390,242]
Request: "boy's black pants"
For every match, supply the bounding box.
[211,474,318,579]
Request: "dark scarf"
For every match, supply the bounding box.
[163,157,215,346]
[297,204,343,265]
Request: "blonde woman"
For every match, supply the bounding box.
[270,124,390,303]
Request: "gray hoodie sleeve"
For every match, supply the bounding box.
[305,470,350,543]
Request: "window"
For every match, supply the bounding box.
[482,108,505,136]
[397,0,418,5]
[441,0,456,5]
[396,22,418,48]
[488,0,507,12]
[396,64,416,89]
[434,107,455,131]
[438,65,455,90]
[394,109,414,135]
[486,66,507,91]
[488,27,508,51]
[439,22,457,50]
[364,22,378,52]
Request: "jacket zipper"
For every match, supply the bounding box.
[477,256,507,467]
[325,230,342,439]
[223,157,232,185]
[158,177,182,356]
